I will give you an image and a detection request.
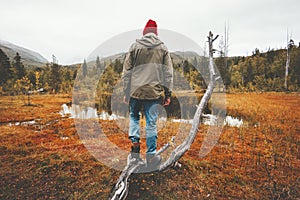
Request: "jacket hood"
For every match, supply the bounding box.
[136,33,163,48]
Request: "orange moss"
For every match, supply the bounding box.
[0,92,299,199]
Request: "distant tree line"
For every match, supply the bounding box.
[0,48,77,95]
[1,44,299,96]
[215,44,300,92]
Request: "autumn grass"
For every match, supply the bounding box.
[0,93,299,199]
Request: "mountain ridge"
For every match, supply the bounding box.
[0,39,48,68]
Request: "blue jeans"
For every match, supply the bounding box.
[129,98,160,155]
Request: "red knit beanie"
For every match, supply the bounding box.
[143,19,157,35]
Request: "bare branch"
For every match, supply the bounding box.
[109,31,219,200]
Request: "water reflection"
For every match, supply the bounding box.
[59,103,244,128]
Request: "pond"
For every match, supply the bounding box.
[59,104,244,128]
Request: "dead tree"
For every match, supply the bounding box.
[109,31,220,200]
[285,30,293,91]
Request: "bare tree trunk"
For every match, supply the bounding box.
[285,30,291,91]
[285,46,289,91]
[108,31,220,200]
[224,22,229,91]
[224,21,229,59]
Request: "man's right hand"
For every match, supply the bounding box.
[123,96,129,104]
[163,97,171,106]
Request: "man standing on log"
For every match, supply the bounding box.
[122,19,173,169]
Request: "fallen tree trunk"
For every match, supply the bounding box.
[109,31,220,200]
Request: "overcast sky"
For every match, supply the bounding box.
[0,0,299,65]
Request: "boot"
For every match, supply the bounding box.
[130,142,141,161]
[146,154,161,170]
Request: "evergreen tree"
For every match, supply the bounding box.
[0,48,12,85]
[82,59,87,78]
[215,55,230,87]
[50,62,61,92]
[65,70,72,82]
[39,64,51,90]
[27,70,36,87]
[73,69,78,80]
[12,52,26,79]
[290,47,300,88]
[182,60,190,74]
[96,56,101,72]
[113,59,123,74]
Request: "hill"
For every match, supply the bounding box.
[0,39,48,68]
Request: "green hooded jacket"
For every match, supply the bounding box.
[122,33,173,100]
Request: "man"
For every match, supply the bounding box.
[122,19,173,169]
